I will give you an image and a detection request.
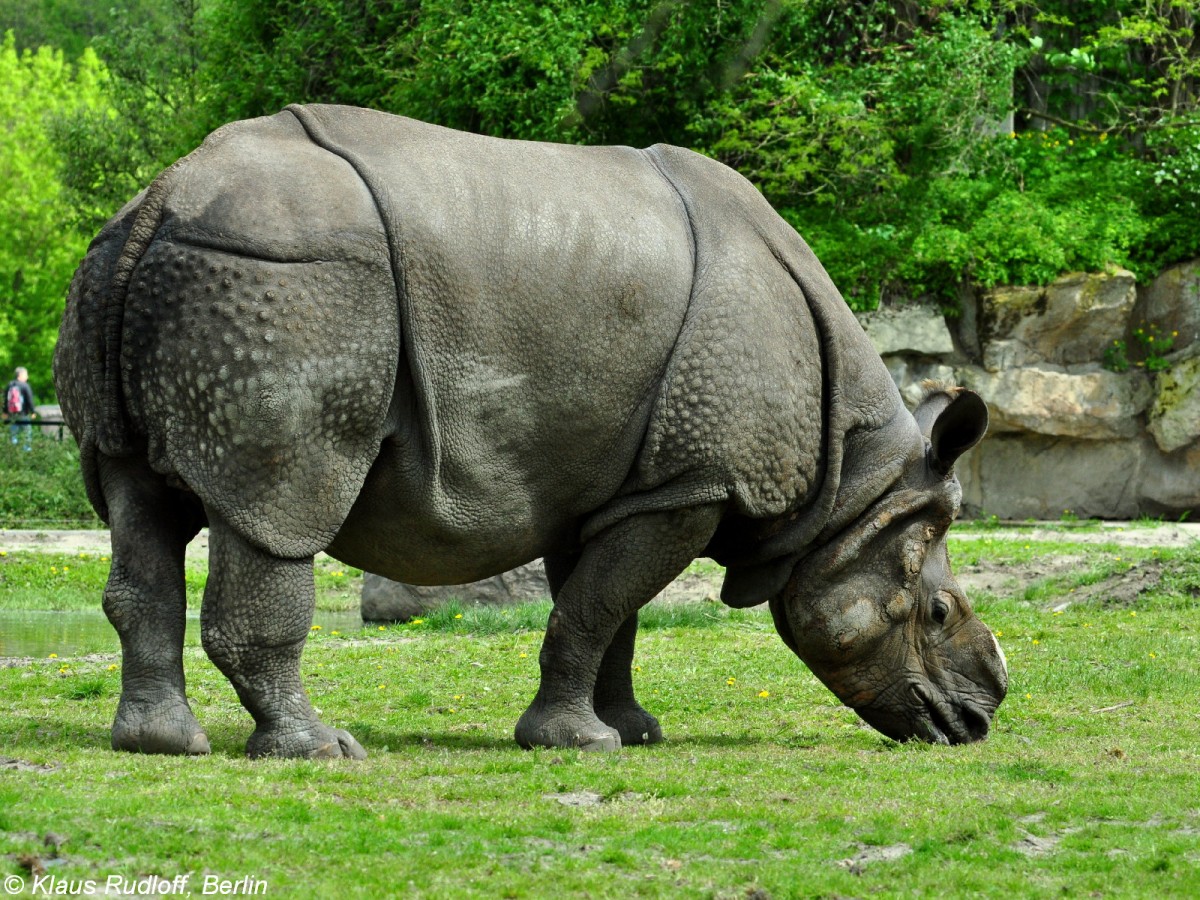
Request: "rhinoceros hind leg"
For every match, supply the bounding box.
[201,517,366,760]
[100,455,208,755]
[515,505,721,751]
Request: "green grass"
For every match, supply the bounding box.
[0,551,363,612]
[2,541,1199,897]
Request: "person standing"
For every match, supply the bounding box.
[5,366,36,451]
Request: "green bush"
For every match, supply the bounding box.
[0,435,100,528]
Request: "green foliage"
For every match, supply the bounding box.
[0,31,108,392]
[51,0,209,236]
[8,0,1200,366]
[0,437,101,528]
[1130,323,1177,372]
[1103,339,1130,373]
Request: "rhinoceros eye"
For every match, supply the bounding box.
[931,597,951,626]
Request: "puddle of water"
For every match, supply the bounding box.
[0,609,368,658]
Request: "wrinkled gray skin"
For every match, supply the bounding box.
[55,104,1007,759]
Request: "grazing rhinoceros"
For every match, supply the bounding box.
[55,104,1007,759]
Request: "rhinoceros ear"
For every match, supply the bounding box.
[920,388,988,477]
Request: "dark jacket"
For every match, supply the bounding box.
[5,380,35,420]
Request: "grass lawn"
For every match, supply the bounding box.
[1,531,1199,898]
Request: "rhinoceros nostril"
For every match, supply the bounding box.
[959,702,991,742]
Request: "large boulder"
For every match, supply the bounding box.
[979,269,1136,370]
[1133,260,1200,352]
[857,304,956,357]
[883,357,957,410]
[1147,351,1200,453]
[957,432,1199,520]
[361,561,550,623]
[959,365,1153,440]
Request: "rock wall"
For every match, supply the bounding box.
[857,264,1200,520]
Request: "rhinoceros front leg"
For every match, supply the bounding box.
[516,505,722,751]
[99,455,208,755]
[200,518,366,760]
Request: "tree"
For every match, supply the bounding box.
[0,30,108,397]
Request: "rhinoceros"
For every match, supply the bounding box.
[55,104,1007,759]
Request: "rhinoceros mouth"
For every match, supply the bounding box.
[911,683,991,745]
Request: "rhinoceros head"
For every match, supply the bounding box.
[769,387,1007,744]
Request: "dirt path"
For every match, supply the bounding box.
[3,522,1195,559]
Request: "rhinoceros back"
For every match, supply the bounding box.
[284,105,698,574]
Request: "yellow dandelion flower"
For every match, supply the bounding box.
[995,630,1003,637]
[758,690,770,698]
[519,652,528,659]
[454,613,463,619]
[100,556,109,562]
[726,677,736,686]
[63,566,69,573]
[453,694,463,701]
[1025,693,1032,699]
[48,653,58,659]
[107,664,117,671]
[378,626,386,631]
[1032,639,1040,645]
[50,566,58,573]
[411,618,425,625]
[1149,652,1157,659]
[310,624,322,631]
[0,550,7,557]
[331,630,340,636]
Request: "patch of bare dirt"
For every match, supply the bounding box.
[1068,560,1168,606]
[835,842,912,874]
[956,556,1175,607]
[955,555,1090,599]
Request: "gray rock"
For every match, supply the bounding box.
[882,357,957,410]
[34,404,67,440]
[959,364,1153,440]
[958,434,1144,519]
[362,561,550,623]
[1140,440,1200,516]
[857,305,955,357]
[979,269,1136,370]
[1147,351,1200,453]
[1133,260,1200,352]
[958,432,1199,521]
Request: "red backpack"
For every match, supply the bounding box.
[6,384,22,414]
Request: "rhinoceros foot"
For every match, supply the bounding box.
[112,697,210,756]
[595,702,663,746]
[514,701,621,752]
[246,723,367,760]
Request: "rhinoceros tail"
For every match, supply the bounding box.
[55,163,179,522]
[100,169,178,452]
